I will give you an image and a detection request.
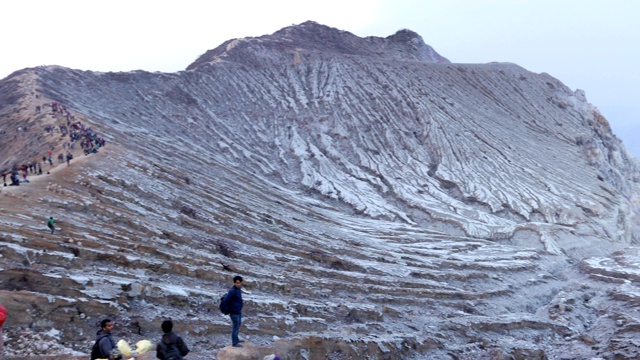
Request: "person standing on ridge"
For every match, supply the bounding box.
[223,275,244,347]
[47,217,55,234]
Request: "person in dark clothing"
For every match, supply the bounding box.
[10,173,19,186]
[223,275,244,347]
[156,320,189,360]
[93,319,116,359]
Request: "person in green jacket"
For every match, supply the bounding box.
[47,217,55,234]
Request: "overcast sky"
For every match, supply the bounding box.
[2,0,638,156]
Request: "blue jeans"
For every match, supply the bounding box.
[230,313,242,345]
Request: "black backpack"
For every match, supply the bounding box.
[159,341,182,360]
[91,337,120,360]
[219,294,230,315]
[90,338,102,360]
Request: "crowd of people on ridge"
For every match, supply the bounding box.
[1,101,106,189]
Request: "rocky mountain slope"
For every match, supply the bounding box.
[1,21,640,359]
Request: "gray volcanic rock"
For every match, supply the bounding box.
[0,21,640,359]
[187,21,449,70]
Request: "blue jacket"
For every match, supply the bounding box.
[225,286,243,315]
[95,330,115,358]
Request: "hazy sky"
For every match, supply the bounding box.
[2,0,638,156]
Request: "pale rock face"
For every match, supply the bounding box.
[0,21,639,359]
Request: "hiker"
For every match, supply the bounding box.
[47,217,55,234]
[1,172,6,186]
[0,304,6,357]
[156,320,190,360]
[10,173,19,186]
[66,152,72,166]
[223,275,244,347]
[92,318,117,360]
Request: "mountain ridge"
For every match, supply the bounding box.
[186,21,450,71]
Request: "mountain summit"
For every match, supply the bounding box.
[0,21,639,359]
[187,21,449,70]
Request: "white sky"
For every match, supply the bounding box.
[2,0,638,155]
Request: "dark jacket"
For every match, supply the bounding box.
[225,285,243,315]
[95,330,115,358]
[156,331,189,360]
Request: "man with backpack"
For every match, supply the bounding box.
[91,318,117,360]
[156,320,189,360]
[221,275,244,347]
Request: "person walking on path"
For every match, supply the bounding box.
[47,217,55,234]
[91,319,116,360]
[155,320,190,360]
[223,275,244,347]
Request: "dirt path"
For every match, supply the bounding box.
[1,72,109,199]
[0,146,108,199]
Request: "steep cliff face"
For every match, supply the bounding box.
[1,21,640,359]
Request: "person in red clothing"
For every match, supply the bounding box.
[0,304,7,357]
